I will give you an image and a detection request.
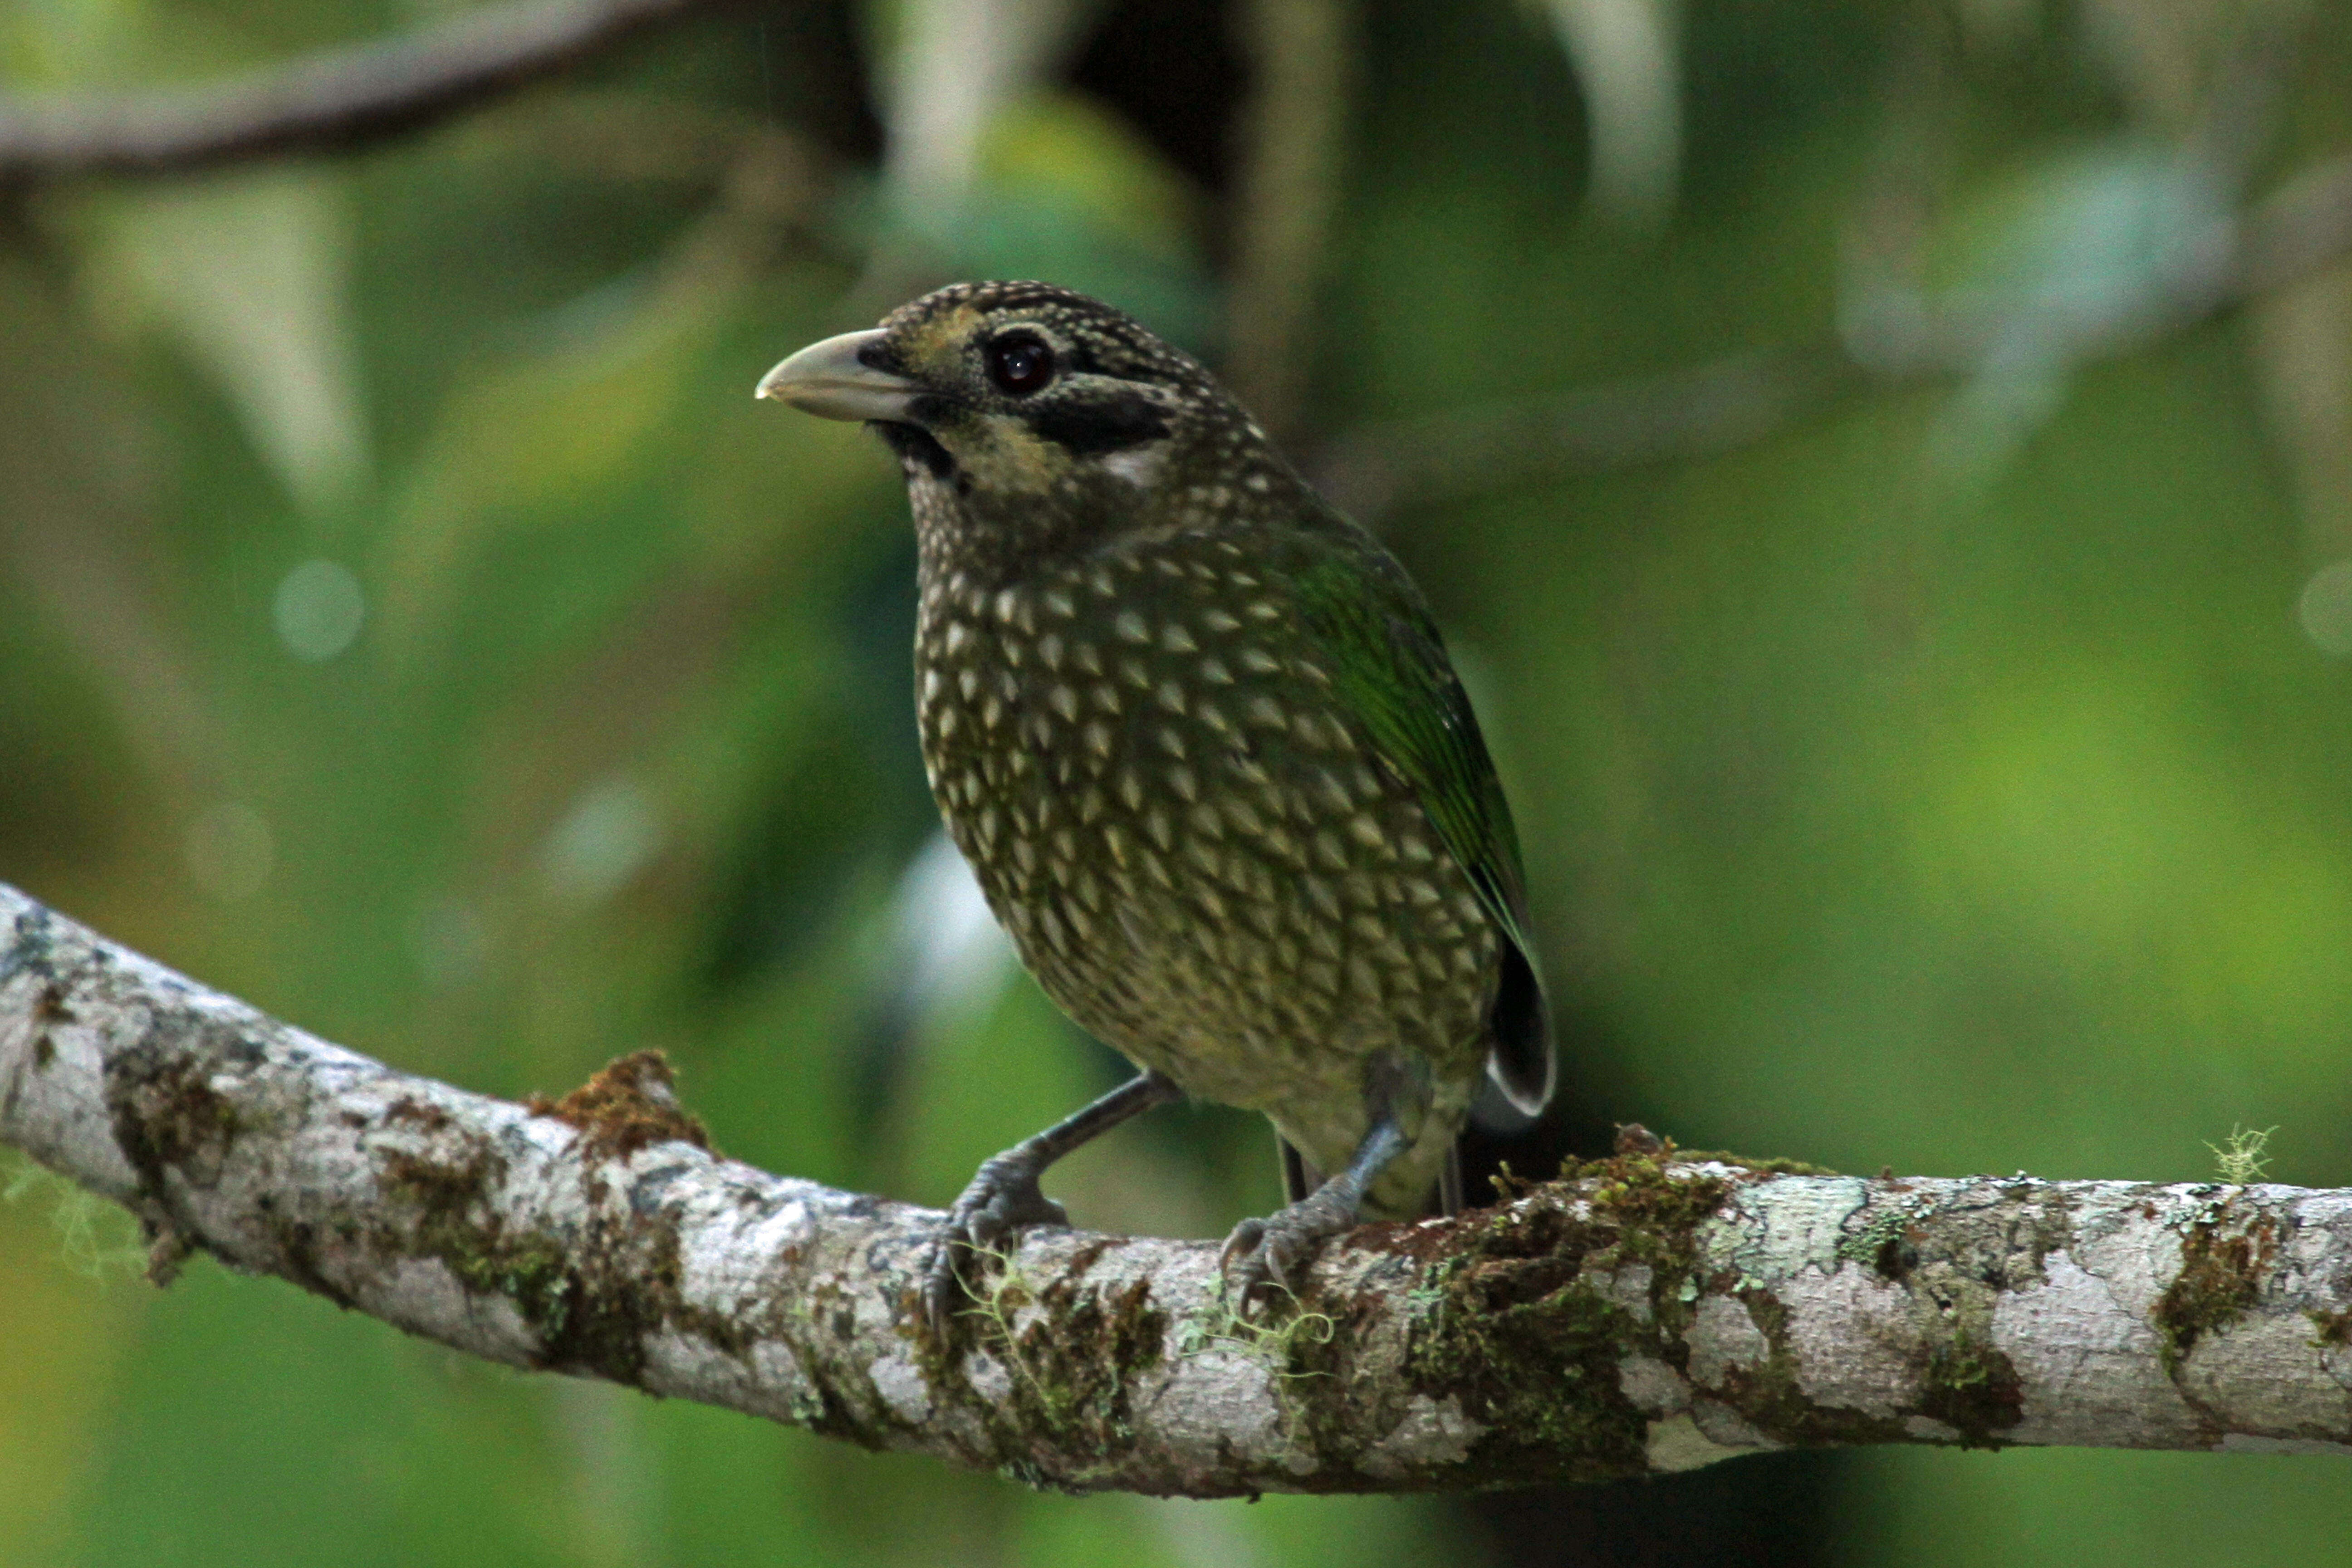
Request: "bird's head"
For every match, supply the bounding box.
[757,282,1294,564]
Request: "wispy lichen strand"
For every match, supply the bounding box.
[4,882,2352,1495]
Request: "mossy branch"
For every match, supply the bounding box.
[5,882,2351,1497]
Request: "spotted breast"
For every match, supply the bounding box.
[914,526,1497,1217]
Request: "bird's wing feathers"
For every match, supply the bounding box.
[1285,527,1555,1117]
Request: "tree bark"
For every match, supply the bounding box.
[4,882,2349,1496]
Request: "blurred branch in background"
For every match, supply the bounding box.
[0,0,749,182]
[1221,0,1353,442]
[13,883,2352,1498]
[1311,145,2352,523]
[6,0,2349,543]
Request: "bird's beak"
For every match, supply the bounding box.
[755,329,920,421]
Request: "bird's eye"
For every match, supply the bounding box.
[986,333,1056,396]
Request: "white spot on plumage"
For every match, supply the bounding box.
[1101,444,1176,486]
[1049,685,1080,721]
[1116,610,1150,644]
[1240,648,1280,675]
[1161,623,1198,654]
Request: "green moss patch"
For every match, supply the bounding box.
[1402,1154,1740,1484]
[2153,1207,2278,1375]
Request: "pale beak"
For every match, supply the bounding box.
[754,329,921,421]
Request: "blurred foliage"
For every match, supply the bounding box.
[6,0,2352,1564]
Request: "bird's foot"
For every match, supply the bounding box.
[922,1152,1070,1338]
[1219,1187,1358,1313]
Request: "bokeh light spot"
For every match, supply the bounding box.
[542,776,664,903]
[272,558,365,661]
[2296,560,2352,657]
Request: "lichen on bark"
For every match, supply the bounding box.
[12,882,2352,1496]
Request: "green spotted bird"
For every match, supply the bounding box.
[757,282,1552,1324]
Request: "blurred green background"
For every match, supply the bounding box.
[7,0,2352,1563]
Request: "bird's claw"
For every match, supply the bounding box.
[1218,1194,1352,1314]
[921,1153,1069,1338]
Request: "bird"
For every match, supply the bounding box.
[756,281,1552,1328]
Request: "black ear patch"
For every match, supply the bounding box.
[1026,392,1171,456]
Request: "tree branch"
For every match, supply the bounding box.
[0,0,748,182]
[5,881,2350,1495]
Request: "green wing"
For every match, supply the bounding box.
[1285,523,1555,1117]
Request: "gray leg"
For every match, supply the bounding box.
[924,1069,1181,1335]
[1278,1136,1315,1205]
[1222,1115,1410,1310]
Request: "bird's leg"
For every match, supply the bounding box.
[923,1069,1181,1336]
[1221,1114,1410,1312]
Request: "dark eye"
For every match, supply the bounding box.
[986,333,1055,395]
